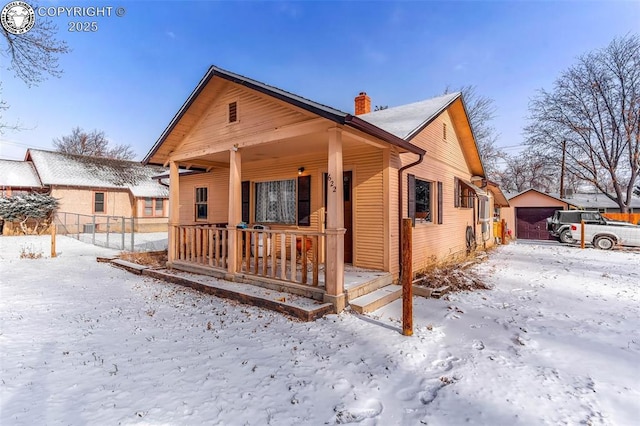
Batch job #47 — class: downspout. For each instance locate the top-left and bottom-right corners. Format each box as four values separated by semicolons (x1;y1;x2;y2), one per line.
397;153;425;277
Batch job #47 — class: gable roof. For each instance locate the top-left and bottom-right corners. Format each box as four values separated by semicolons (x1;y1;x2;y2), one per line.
357;93;461;140
0;159;43;188
144;65;430;165
25;149;169;198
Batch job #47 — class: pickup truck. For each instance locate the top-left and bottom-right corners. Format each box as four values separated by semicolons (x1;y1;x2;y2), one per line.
568;222;640;249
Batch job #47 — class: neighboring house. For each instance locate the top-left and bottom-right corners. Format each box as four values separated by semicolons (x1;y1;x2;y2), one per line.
1;149;169;234
500;188;640;240
0;159;46;196
143;65;506;312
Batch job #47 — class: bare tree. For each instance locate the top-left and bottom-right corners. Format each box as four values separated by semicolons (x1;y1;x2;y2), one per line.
1;2;69;132
53;127;135;160
445;85;501;179
526;34;640;212
494;147;559;193
1;1;70;87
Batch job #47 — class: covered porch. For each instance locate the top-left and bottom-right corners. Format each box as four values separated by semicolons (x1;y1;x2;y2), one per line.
167;224;393;306
166;123;364;312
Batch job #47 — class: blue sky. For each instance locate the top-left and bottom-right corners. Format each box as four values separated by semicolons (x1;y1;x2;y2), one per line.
1;0;639;161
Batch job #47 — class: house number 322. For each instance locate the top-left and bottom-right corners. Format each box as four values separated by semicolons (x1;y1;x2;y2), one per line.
326;174;337;193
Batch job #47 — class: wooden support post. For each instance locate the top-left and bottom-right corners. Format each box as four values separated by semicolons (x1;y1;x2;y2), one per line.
402;218;413;336
501;219;507;245
50;224;57;258
580;220;585;249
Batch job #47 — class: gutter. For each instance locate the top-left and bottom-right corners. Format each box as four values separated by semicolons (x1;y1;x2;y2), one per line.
397;152;425;278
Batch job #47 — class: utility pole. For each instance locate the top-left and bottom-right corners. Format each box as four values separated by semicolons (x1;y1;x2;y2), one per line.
560;140;566;198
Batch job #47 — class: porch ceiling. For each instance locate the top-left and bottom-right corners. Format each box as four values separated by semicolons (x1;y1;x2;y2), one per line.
176;131;369;169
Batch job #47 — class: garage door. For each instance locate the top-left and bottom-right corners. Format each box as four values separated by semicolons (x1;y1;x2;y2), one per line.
516;207;559;240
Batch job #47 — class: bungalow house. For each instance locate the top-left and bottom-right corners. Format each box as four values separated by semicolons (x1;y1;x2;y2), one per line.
0;149;169;234
500;188;640;240
143;65;504;312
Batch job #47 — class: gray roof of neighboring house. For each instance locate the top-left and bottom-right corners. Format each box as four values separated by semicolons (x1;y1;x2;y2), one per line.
505;188;640;209
26;149;169;198
563;192;640;209
357;93;461;140
0;159;43;188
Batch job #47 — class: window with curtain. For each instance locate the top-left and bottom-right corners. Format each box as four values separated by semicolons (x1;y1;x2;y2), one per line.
255;179;296;224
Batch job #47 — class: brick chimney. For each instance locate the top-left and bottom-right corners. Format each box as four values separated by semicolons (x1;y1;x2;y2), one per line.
354;92;371;115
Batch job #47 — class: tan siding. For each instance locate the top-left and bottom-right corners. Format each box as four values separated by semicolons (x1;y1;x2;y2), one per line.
394;110;488;272
388;149;401;275
176;85;313;156
344;147;384;270
52;187;132;217
178;170;229;225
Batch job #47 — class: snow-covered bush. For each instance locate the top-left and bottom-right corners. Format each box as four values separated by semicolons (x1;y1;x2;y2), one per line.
0;193;59;235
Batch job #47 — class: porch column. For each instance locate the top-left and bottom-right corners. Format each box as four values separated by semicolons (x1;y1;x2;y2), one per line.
168;160;180;265
325;127;346;312
226;148;242;276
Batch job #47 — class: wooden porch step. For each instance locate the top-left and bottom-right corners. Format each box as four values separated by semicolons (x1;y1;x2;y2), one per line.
349;285;402;314
142;268;333;321
111;259;148;275
345;273;394;302
104;258;333;321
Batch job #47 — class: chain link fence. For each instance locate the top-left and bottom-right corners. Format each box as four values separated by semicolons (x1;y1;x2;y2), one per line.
54;212;168;252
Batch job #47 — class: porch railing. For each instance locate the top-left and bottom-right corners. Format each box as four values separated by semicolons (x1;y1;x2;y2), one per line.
237;228;324;286
173;225;229;269
171;225;325;287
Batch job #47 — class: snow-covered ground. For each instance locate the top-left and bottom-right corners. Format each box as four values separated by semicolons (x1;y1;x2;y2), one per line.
1;236;638;425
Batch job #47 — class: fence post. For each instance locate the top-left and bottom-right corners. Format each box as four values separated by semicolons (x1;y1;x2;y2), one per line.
580;220;585;249
92;215;96;245
501;219;507;245
51;222;56;258
402;218;413;337
131;217;135;251
106;216;110;248
76;214;80;240
121;216;125;250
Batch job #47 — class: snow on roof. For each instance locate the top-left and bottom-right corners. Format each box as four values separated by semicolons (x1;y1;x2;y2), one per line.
563;192;640;209
357;92;461;139
0;159;43;188
27;149;168;198
505;188;640;208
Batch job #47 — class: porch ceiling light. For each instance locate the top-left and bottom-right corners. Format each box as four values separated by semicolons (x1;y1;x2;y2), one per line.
298;167;305;175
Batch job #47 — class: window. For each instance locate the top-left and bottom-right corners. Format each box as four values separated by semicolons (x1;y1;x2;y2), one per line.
228;101;238;123
144;198;153;216
195;187;208;220
255;179;296;224
408;174;432;225
454;178;474;208
155;198;164;216
94;192;105;213
143;198;165;217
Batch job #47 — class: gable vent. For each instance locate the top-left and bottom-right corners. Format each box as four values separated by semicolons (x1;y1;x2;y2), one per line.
228;101;238;123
